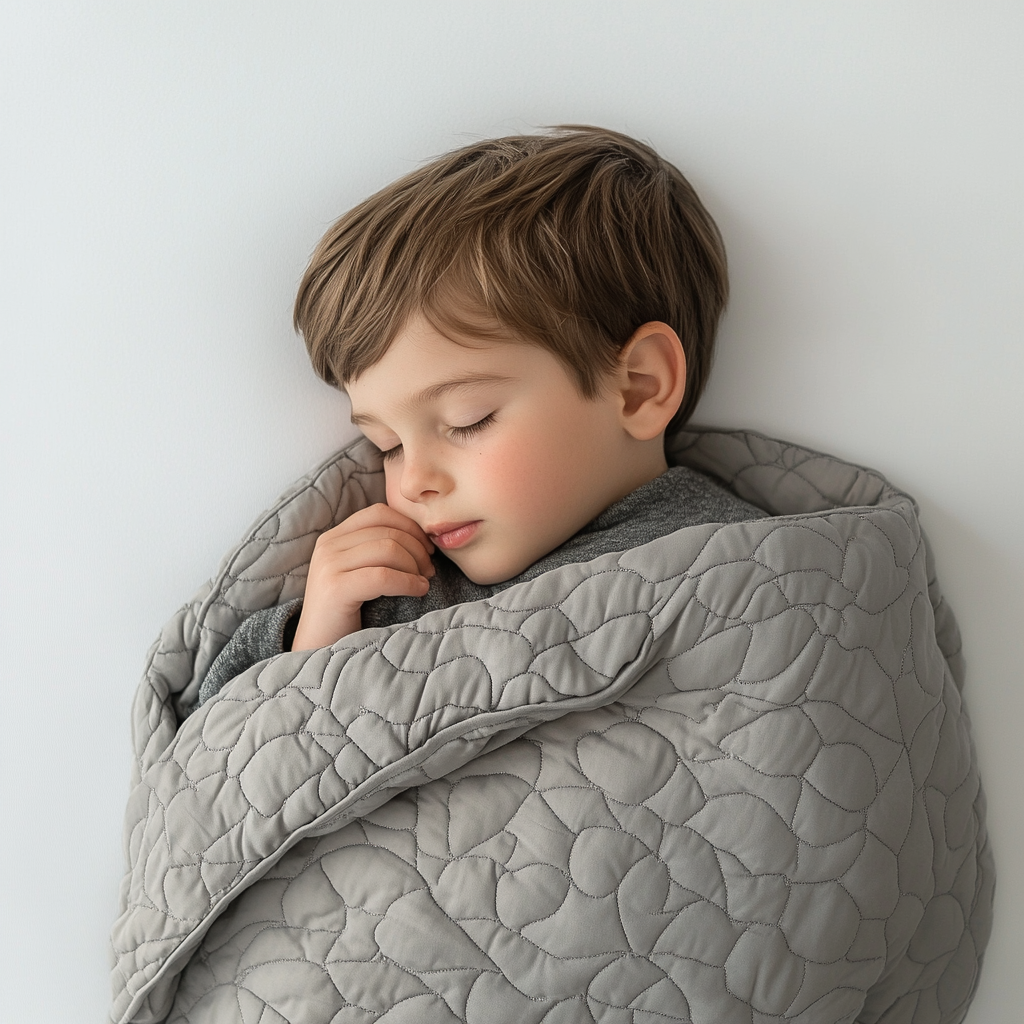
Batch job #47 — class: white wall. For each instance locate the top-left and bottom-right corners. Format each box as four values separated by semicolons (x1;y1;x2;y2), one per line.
2;3;1020;1020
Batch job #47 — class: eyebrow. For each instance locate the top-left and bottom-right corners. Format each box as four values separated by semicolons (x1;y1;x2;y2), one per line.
349;372;516;426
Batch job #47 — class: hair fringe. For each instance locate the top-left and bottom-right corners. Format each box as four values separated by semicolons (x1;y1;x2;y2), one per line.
294;125;728;429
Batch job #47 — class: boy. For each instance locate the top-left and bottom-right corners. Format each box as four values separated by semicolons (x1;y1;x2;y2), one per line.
116;127;992;1024
188;125;765;711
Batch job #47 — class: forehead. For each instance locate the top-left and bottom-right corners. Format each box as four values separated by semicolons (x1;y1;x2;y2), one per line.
346;315;562;421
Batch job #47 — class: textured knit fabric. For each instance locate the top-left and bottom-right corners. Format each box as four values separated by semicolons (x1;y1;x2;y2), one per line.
190;599;302;712
189;465;765;715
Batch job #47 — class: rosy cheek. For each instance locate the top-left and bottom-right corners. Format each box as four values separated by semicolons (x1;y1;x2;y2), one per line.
476;435;546;513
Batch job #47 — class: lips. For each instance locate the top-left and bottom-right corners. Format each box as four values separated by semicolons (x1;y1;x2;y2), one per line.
427;520;481;550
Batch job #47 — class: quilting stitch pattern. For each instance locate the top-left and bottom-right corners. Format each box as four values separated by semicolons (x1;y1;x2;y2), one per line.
110;429;993;1024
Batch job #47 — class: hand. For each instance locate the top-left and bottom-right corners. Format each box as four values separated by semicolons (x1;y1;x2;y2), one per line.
290;504;435;650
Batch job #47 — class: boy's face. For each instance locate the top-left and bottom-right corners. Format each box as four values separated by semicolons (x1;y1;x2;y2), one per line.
346;315;642;585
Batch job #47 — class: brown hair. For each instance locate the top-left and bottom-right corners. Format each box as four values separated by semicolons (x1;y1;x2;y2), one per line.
294;125;728;429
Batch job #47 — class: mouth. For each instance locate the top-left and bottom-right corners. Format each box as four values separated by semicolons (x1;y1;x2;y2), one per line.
426;520;481;550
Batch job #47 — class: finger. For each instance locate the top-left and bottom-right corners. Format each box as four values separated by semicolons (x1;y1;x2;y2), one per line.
340;565;432;604
326;537;428;579
317;525;435;578
337;503;435;554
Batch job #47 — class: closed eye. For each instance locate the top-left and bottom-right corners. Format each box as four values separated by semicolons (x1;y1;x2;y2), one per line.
450;412;495;441
369;412;494;461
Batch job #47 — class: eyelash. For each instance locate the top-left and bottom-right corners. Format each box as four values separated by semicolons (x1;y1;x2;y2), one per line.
451;411;496;441
377;412;496;463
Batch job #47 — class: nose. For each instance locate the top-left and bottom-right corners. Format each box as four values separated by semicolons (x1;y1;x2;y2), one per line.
397;445;453;503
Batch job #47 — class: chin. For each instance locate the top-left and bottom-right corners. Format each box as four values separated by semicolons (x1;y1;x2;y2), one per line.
454;554;523;587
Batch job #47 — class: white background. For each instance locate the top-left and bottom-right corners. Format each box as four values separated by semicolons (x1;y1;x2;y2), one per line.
2;3;1021;1021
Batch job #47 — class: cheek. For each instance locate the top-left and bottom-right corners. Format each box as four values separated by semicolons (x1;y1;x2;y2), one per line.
471;438;530;502
475;422;582;517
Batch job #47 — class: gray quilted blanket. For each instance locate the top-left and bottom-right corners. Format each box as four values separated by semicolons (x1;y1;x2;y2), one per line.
110;428;993;1024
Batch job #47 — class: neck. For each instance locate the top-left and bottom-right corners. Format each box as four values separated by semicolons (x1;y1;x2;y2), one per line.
608;438;669;507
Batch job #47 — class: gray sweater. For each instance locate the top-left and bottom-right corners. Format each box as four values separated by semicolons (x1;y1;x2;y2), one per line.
188;465;765;714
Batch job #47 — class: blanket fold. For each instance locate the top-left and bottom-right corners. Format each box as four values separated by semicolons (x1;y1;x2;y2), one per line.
111;428;993;1024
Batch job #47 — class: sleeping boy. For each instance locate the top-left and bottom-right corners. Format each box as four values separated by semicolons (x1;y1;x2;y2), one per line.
187;125;765;712
117;126;992;1024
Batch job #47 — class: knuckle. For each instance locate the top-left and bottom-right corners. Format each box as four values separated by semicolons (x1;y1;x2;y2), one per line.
380;537;406;558
365;565;394;587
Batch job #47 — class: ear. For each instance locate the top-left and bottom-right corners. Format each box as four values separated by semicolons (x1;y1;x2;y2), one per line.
614;322;687;441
